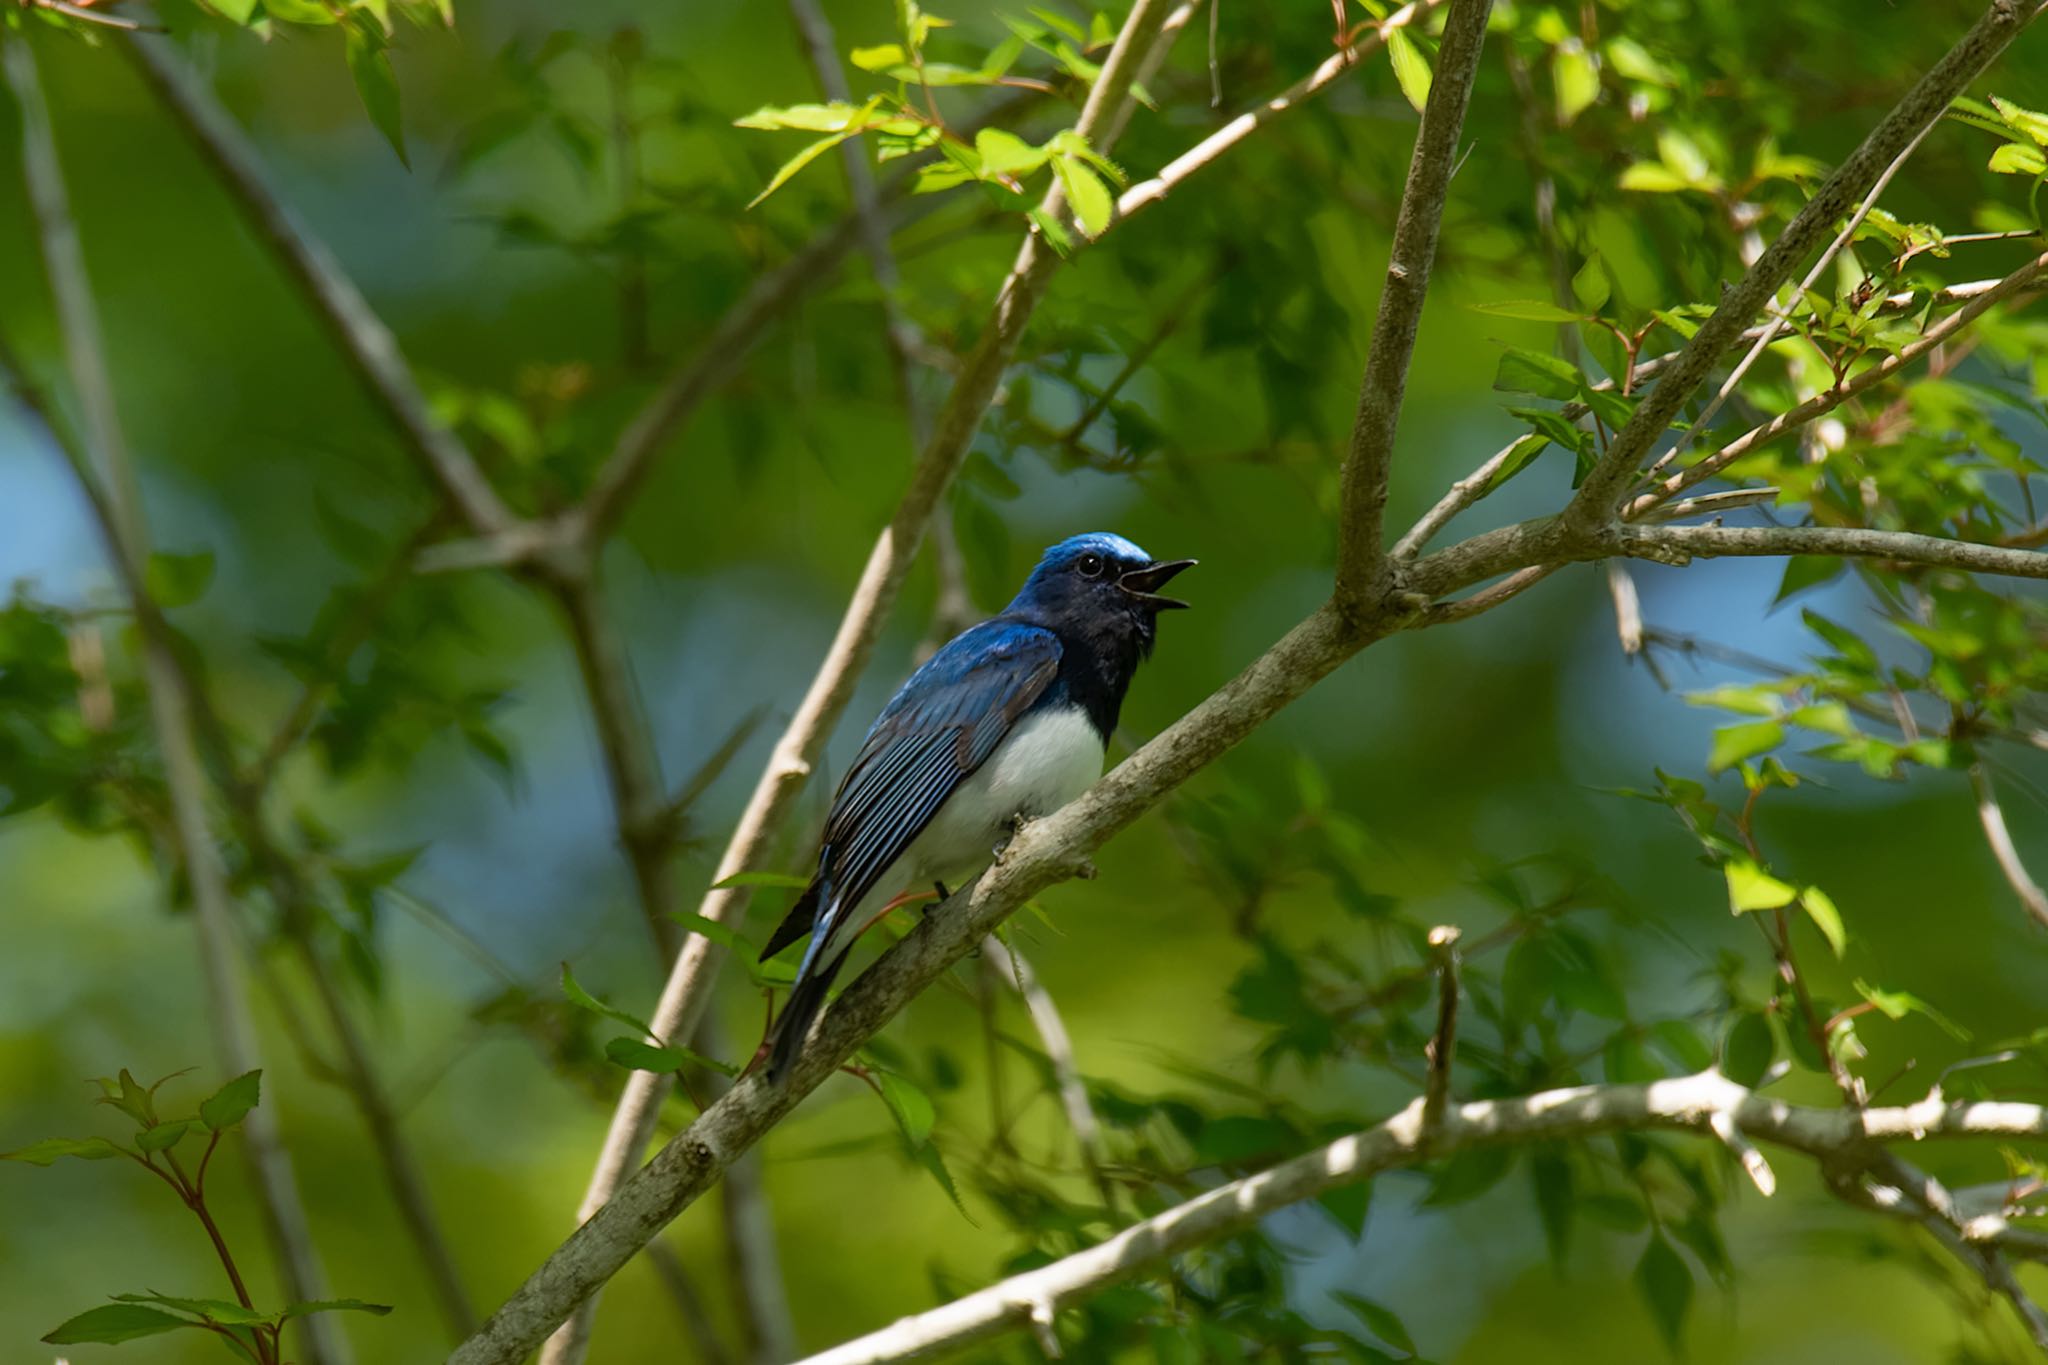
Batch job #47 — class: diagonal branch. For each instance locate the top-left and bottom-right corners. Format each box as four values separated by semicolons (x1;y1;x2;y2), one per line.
789;1074;2048;1365
1970;763;2048;930
122;35;514;537
1565;0;2044;529
980;934;1115;1208
2;36;349;1365
1334;0;1496;607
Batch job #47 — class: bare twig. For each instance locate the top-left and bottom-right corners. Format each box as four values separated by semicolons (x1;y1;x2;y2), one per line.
1567;0;2044;528
1117;0;1449;224
1970;762;2048;929
1421;925;1461;1132
789;1074;2047;1365
1335;0;1495;607
3;36;348;1365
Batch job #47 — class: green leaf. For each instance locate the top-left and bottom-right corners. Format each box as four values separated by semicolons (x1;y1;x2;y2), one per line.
1423;1146;1514;1205
1634;1234;1693;1352
874;1069;935;1149
710;871;810;890
1785;702;1857;739
849;44;908;71
1707;720;1783;772
1493;345;1582;400
913;1141;974;1221
344;24;409;168
1316;1181;1372;1241
206;0;261;22
1991;95;2048;146
1386;27;1432;112
1988;142;2046;176
670;911;754;954
145;549;215;609
43;1303;200;1346
1619;162;1691;193
602;1037;738;1077
198;1070;261;1133
1799;885;1847;958
1724;857;1798;913
1531;1149;1576;1266
1552;40;1600;125
1774;555;1843;602
1469;299;1581;322
280;1299;395;1320
974;127;1046;179
1;1136;124;1165
1722;1009;1776;1087
136;1120;195;1154
1484;433;1552;493
1852;979;1969;1040
1052;153;1114;237
733;101;876;132
561;964;654;1037
111;1293;269;1326
1335;1291;1416;1354
749;129;860;208
1571;254;1610;312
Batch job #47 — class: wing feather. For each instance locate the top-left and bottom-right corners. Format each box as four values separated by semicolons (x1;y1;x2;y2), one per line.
805;621;1061;949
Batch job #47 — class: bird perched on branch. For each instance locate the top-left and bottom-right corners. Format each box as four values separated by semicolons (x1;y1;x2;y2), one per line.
758;532;1195;1081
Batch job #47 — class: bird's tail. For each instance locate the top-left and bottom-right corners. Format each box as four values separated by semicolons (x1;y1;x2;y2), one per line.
764;940;849;1084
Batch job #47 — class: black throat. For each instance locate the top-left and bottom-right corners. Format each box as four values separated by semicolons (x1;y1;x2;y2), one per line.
1004;608;1152;743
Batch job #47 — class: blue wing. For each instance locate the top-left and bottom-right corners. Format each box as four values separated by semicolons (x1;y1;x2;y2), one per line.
767;620;1062;963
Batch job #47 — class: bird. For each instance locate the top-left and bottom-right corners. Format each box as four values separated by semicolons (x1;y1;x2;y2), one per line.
756;532;1195;1082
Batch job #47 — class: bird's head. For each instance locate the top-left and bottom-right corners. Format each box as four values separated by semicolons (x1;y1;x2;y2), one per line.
1007;532;1196;653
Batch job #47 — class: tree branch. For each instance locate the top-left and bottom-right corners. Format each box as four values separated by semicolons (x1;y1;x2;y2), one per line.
1613;523;2048;581
3;35;349;1365
1970;762;2048;930
791;1073;2048;1365
1421;925;1460;1132
1564;0;2044;529
1335;0;1495;607
122;35;514;537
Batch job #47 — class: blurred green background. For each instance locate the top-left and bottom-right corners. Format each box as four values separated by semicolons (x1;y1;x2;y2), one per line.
2;0;2046;1361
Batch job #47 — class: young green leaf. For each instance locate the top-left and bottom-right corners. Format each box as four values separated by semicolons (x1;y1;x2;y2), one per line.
1386;27;1432;112
603;1036;739;1078
280;1299;396;1320
43;1303;201;1346
974;127;1047;180
1052;154;1114;237
1493;346;1582;400
136;1120;195;1154
1724;857;1799;913
1552;40;1600;125
1469;299;1581;323
199;1070;262;1133
1707;719;1783;772
344;23;409;168
670;911;754;954
1799;885;1847;958
1;1136;125;1165
873;1069;935;1149
111;1293;270;1326
561;965;654;1037
1721;1009;1776;1087
144;550;216;609
1634;1234;1693;1352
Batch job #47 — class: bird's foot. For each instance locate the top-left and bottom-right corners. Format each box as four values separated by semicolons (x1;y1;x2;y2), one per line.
922;881;952;917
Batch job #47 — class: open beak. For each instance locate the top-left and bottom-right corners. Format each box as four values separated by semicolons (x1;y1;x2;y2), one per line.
1118;558;1197;610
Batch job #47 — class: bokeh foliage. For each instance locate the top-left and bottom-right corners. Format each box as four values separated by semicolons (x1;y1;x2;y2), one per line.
2;0;2048;1361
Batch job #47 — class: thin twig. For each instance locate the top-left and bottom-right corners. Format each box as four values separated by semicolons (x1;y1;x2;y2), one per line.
1567;0;2043;528
1421;925;1461;1132
1971;762;2048;930
1335;0;1496;606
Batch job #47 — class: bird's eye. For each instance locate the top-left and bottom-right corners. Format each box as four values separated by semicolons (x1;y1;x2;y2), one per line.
1076;553;1105;578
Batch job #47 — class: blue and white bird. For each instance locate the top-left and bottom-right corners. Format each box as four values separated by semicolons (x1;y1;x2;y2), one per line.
758;532;1195;1081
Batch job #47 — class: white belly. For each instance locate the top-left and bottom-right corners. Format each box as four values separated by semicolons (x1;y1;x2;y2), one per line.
911;705;1106;876
821;706;1105;961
